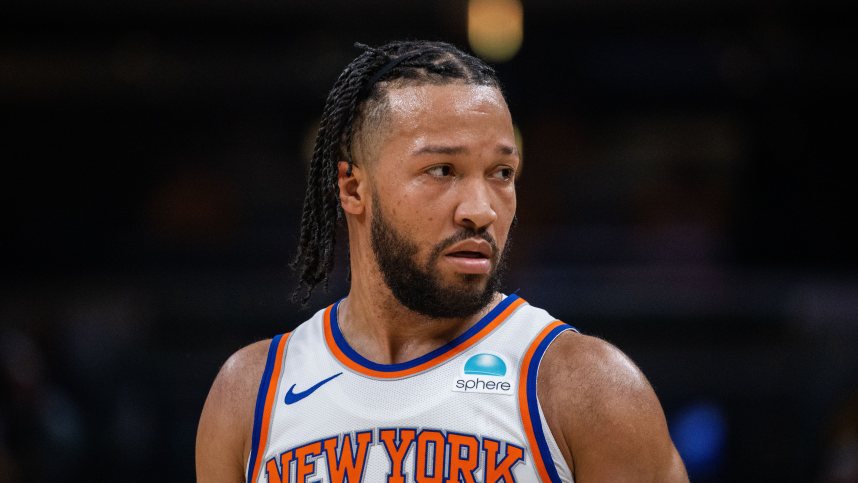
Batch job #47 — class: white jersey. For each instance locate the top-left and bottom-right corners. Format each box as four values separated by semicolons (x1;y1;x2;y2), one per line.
246;294;576;482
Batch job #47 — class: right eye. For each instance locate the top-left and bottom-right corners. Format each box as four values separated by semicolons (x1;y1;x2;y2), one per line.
427;165;453;177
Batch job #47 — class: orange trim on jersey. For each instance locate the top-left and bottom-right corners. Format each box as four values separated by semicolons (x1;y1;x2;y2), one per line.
324;297;526;379
518;320;567;482
248;332;290;483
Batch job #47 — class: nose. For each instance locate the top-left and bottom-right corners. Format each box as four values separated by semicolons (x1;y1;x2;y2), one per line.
454;179;497;231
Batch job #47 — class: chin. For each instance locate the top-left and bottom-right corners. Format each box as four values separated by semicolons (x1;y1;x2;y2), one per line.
450;273;491;292
457;272;487;282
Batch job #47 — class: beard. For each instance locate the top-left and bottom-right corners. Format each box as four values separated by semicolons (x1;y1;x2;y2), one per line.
369;200;511;319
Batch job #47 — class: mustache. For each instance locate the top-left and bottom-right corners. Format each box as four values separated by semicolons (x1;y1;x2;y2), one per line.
429;228;499;261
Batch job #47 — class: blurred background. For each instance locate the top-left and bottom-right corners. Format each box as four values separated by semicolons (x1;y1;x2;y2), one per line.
2;0;856;481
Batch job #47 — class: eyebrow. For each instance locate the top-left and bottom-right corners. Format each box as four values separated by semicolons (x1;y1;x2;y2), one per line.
412;145;466;156
412;144;518;156
496;144;517;156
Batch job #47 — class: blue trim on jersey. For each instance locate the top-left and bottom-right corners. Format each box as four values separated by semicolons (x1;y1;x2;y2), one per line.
526;324;573;483
246;333;283;483
329;294;520;373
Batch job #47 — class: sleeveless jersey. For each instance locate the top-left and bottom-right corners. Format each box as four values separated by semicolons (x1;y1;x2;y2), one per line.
246;294;576;483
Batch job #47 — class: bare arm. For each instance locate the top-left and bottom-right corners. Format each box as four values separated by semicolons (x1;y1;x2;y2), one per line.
196;340;271;483
538;332;688;482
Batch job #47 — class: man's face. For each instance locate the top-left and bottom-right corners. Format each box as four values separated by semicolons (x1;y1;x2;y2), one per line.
365;83;519;318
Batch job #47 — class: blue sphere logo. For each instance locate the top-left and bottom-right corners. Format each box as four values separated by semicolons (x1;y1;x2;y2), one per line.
464;353;507;376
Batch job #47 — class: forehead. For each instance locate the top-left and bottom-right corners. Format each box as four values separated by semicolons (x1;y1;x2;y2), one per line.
384;83;509;120
376;83;515;155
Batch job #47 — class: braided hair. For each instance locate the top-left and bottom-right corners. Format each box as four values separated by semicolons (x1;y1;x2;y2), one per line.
291;40;503;305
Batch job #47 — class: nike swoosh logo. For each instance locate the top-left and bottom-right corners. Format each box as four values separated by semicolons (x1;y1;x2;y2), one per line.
284;372;343;405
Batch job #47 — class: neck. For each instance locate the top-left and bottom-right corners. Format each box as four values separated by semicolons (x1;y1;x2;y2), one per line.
338;274;503;365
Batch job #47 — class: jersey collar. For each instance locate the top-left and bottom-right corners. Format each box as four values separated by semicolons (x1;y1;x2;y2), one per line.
323;294;525;379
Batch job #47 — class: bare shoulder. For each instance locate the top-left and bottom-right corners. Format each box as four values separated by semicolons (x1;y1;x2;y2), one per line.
537;331;688;482
539;332;653;410
196;339;272;483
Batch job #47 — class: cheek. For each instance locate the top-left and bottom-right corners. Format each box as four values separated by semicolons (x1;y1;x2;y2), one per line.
506;188;517;212
497;186;517;219
496;188;517;245
383;185;443;243
399;181;445;220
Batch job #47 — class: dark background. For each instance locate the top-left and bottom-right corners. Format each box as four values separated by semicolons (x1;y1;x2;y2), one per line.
2;1;856;481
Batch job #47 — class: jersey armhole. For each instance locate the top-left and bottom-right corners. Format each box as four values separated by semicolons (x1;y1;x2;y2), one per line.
245;332;291;483
518;321;577;482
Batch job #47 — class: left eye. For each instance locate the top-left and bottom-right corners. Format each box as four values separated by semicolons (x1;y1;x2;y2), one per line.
427;165;452;177
492;167;514;180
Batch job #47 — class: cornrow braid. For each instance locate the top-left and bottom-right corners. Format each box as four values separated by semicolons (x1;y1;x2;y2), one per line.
291;40;503;305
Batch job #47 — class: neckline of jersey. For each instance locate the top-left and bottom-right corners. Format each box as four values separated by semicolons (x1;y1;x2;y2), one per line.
325;293;524;378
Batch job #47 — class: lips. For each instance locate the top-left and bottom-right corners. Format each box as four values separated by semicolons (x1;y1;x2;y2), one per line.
442;239;494;275
444;239;493;259
448;251;487;258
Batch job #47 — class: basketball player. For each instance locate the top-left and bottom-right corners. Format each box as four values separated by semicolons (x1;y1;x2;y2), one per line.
197;40;688;482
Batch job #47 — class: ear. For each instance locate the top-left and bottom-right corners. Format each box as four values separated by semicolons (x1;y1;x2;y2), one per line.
338;161;366;215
